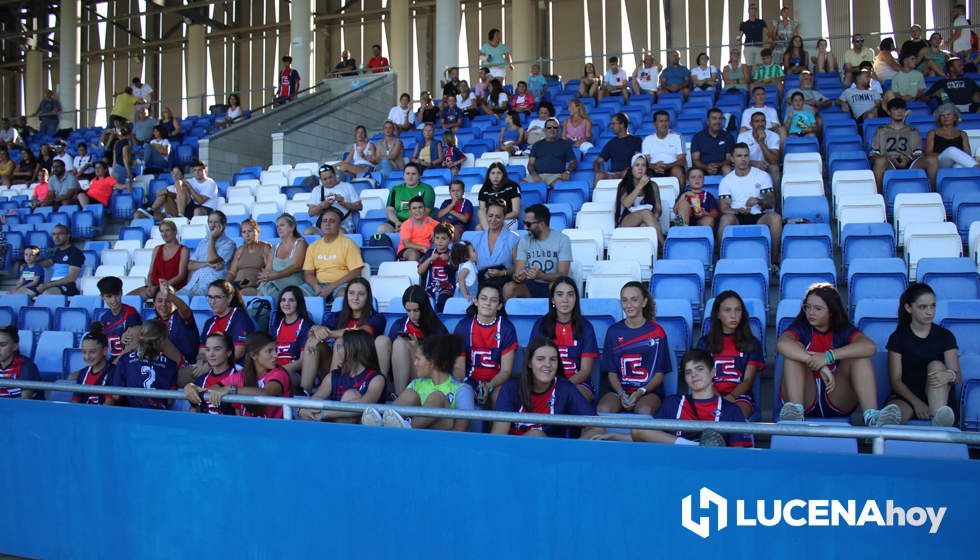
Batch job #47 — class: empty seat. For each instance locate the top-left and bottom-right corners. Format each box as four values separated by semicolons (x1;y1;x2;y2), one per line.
712;258;769;308
368;276;411;311
937;299;980;355
847;258;908;313
607;228;659;279
853;298;899;349
781;223;833;260
836;194;886;237
840;222;895;273
893;193;946;244
881;426;969;460
34;331;74;380
54;307;90;341
782;195;830;224
651;259;704;316
18;307;52;334
720;225;771;262
504;298;549;345
917;257;980;299
770;432;858;454
779;258;837;300
585;261;642;299
937;167;980;213
377;261;421;286
574;203;615;244
831;170;878;209
664;226;714;273
776;298;801;337
882;169;930;217
904;222;962;279
656;298;693;370
952;192;980;244
31;294;66;314
563;228;605;276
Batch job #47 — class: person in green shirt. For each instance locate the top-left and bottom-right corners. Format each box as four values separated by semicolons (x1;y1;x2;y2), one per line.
884;54;926;106
751;48;784;98
375;162;436;235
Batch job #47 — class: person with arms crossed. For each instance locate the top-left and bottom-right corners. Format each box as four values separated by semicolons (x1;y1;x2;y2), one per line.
593;112;643;181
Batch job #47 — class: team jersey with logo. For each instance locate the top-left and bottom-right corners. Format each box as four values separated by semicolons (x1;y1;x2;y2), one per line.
695;333;765;394
108;351;178;409
327;368;384;402
785;321;861;377
494;377;595;437
72;364;112;404
99;305;143;357
201;308;255;349
0;355;40;398
655;394;754;447
601;320;671;396
420;248;457;301
193;365;243;415
223;367;292;419
273;317;311;366
454;316;518;384
530;317;599;378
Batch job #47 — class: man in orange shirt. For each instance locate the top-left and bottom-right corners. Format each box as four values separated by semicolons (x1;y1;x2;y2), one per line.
398;196;439;262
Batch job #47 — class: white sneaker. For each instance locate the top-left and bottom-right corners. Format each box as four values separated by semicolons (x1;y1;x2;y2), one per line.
779;402;805;421
868;404;902;428
360;407;383;426
382;408;410;428
932;405;955;427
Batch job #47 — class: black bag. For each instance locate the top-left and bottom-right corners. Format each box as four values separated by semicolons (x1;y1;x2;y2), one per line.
245;298;272;332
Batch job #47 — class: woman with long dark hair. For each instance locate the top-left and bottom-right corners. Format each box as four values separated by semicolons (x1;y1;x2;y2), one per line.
299;277;386;393
377;285;448;395
361;334;475;430
777;283;901;426
0;326;39;399
198;279;254;363
597;281;669;416
257;213;312;299
300;329;386;423
694;290;764;419
614;154;664;243
272;285;313;387
105;320;180;409
182;332;240;415
452;282;517;408
477;161;521;231
492;337;599;438
530;277;599;400
883;283;960;425
68;323;112;405
207;331;292;418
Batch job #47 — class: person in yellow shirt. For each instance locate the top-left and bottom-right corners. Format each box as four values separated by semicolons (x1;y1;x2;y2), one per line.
303;207;365;302
110;87;138;124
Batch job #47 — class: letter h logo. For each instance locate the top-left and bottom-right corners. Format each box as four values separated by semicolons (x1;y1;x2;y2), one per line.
681;487;728;539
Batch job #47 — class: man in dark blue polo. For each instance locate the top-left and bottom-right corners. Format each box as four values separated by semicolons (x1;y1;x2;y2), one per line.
593;112;642;181
525;117;577;187
690;108;734;176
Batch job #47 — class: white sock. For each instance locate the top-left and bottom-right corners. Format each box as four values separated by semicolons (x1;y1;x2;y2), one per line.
675;437;698;446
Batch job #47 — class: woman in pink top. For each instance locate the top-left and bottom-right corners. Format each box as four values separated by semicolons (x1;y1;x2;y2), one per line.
208;331;292;419
78;161;119;209
563;99;594;154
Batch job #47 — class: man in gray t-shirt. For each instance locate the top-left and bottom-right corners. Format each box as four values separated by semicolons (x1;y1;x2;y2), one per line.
838;69;882;121
507;203;572;299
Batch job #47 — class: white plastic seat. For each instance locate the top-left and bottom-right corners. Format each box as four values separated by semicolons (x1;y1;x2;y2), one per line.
293;162;320;174
781;174;825;201
251;201;282;220
80;277;101;295
255;185;284;201
112;239;143;257
905;222;963;278
95;264;128;278
563;228;605;277
595;178;620;192
832;169;878;208
894;193;946;245
143;238;164;251
575;204;616;245
234;178;260;188
284;200;310;218
783;151;824;170
219;203;248;217
592;189;617;204
267;164;293;174
179;224;208;240
226;190;255;206
287;169;313;184
368;276;412;311
835;194;886;237
121;276;145;295
189;214;210;225
377;261;421;285
290;191;311;202
99;249;132;272
132;249;155;268
585;260;642;299
259;171;287;186
129;265;150;280
477;151;509;165
608;227;659;280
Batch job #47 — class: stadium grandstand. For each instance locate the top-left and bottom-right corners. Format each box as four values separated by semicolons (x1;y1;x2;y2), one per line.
1;0;980;557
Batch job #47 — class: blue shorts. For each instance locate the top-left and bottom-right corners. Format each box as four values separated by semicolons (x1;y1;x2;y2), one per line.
525;280;550;298
113;163;131;184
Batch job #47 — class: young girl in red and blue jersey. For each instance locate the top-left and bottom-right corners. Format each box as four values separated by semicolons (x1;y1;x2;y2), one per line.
68;323;112;405
493;337;601;438
300;329;386;423
453;282;518;407
105;320;180;409
0;326;39;399
530;277;599;401
198;279;255;364
777;283;901;427
376;285;448;395
628;349;753;447
441;133;467;176
695;290;764;419
418;224;457;311
182;332;241;415
300;277;386;394
597;281;670;416
208;331;292;419
97;275;142;358
272;285;313;389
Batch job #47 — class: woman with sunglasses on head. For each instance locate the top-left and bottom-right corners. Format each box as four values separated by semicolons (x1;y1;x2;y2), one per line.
530;277;599;401
300;329;386;423
299;277;386;394
376;285;448;395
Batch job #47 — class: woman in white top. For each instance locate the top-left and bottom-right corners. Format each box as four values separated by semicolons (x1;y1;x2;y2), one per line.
335;124;376;178
691;53;718;90
874;37;901;82
769;7;799;63
219;93;244;129
144;125;172;174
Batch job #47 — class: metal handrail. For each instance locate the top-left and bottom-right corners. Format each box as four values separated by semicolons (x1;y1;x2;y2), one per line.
3;379;978;450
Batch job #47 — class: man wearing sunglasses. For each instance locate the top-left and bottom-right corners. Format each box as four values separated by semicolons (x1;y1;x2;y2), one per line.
525;117;576;187
307;163;362;234
506;204;571;299
843;34;875;86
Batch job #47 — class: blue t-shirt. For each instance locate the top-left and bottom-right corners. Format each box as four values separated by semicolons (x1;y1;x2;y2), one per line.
655;394;753;447
529;138;576;174
19;263;44;288
598;135;644;173
440;105;463;125
495;377;596;437
601;320;671;396
527;74;547;98
661;65;691;86
691;129;736;165
438;197;474;228
109;351;178;409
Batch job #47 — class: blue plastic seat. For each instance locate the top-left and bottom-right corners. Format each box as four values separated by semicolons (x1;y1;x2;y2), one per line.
357;209;389;237
304;297;325;324
782;136;820;155
654;299;690;394
650;259;704;317
4;231;23;261
847;258;907;314
882;169;930;217
0;306;15;326
937;168;980;213
882;426;969;459
34;331;74;380
782;195;830;224
54;307;91;342
917;257;980;299
108;192;136;219
664;226;714;273
547;188;586;209
520;182;547;207
952;192;980;244
32;294;66;314
779;258;837;300
26;231;52;259
840;223;895;274
960;379;980;431
503;298;549;346
580;298;622;346
828;150;871;177
68;295;102;310
440;297;471;333
937;299;980;355
712;258;769;308
776;298;800;337
544;203;573;229
854;299;899;349
18;307;52;334
63;347;86;375
70;210;97;238
770;433;858;454
361;246;397;275
781;223;833;260
720;225;771;262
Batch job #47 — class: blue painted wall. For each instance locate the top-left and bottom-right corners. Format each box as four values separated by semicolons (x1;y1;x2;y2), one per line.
0;399;978;559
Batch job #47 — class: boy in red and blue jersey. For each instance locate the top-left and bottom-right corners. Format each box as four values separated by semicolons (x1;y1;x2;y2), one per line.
97;276;142;358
